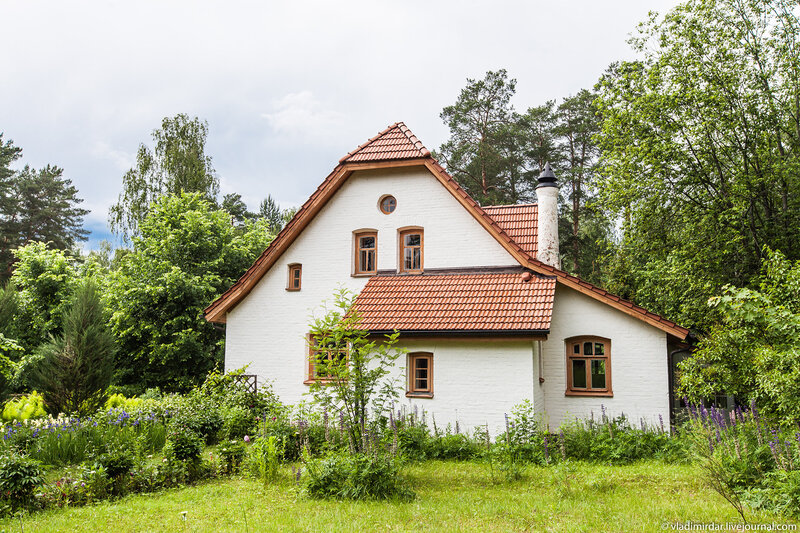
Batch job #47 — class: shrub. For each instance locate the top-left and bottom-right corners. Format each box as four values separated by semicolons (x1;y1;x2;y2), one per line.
104;393;142;412
43;465;111;507
0;453;44;511
302;450;414;501
218;439;246;474
164;426;203;464
95;447;135;479
221;405;254;440
427;433;482;461
2;392;46;423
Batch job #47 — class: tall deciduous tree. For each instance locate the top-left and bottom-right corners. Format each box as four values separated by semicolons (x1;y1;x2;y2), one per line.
109;114;220;240
595;0;800;329
107;193;273;391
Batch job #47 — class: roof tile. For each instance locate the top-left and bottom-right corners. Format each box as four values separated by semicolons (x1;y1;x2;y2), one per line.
353;271;555;332
339;122;430;163
482;204;537;257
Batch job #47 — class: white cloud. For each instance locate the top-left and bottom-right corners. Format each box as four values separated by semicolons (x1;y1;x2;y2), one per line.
261;91;347;143
90;141;135;172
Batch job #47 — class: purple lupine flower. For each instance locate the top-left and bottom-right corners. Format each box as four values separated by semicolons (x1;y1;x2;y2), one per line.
543;433;550;463
243;435;250;443
659;414;665;433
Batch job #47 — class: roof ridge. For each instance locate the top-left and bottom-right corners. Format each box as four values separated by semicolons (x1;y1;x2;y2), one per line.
338;122;430;163
483;203;538;209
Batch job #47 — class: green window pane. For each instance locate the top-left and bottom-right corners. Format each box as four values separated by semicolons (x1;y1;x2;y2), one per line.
572;360;586;388
591;360;606;389
595;343;604;356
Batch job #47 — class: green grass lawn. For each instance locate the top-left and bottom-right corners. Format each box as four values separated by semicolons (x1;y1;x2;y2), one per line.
1;460;795;532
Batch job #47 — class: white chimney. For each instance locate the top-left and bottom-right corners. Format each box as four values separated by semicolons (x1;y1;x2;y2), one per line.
535;162;560;269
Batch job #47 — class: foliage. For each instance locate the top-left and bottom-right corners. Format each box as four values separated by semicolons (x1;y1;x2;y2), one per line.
679;249;800;424
0;453;43;511
2;392;46;423
104;393;142;412
683;401;800;519
164;426;203;464
217;439;246;474
436;71;612;282
109;114;220;240
305;288;404;453
26;280;116;416
302;450;414;501
107;193;273;391
595;0;800;329
247;435;284;484
94;447;135;479
0;133;88;279
8;243;79;352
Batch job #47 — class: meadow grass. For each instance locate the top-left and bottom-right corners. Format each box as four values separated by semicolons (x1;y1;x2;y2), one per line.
1;460;796;532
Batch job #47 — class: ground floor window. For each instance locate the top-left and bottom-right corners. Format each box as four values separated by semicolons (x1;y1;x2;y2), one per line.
407;352;433;398
565;337;612;396
305;334;348;384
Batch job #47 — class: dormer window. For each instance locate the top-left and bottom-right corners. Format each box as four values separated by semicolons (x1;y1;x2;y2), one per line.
354;230;377;276
287;264;302;291
399;228;423;273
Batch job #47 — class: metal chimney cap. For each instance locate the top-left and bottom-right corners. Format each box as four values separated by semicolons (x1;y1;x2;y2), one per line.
536;162;558;188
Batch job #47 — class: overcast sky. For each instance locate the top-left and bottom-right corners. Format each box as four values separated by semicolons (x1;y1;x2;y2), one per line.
1;0;680;250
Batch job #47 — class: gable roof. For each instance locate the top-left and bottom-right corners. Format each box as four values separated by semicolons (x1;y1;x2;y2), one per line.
339;122;430;163
204;123;688;340
353;269;555;333
483;204;538;257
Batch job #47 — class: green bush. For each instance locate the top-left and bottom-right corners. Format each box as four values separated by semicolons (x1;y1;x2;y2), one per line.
426;433;482;461
95;447;135;479
303;450;414;501
218;439;246;474
104;393;142;412
221;405;254;440
2;392;46;423
164;426;203;464
0;453;44;511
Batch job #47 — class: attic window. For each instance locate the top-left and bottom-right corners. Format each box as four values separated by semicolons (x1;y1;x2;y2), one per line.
354;230;377;276
379;195;396;214
399;228;423;273
287;264;301;291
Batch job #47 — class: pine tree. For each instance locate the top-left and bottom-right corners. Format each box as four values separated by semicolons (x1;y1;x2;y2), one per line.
27;280;115;415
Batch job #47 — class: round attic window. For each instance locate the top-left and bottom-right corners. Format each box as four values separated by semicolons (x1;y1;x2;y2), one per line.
379;195;396;214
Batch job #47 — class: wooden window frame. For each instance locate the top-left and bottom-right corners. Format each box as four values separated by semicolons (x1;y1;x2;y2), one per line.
398;227;424;274
286;263;302;291
379;194;397;214
304;334;348;385
565;336;612;397
406;352;433;398
353;230;377;276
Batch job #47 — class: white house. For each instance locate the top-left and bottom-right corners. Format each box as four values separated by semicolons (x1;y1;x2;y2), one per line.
205;123;689;433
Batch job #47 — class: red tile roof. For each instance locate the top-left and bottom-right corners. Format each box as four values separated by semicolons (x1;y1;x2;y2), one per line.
352;271;556;332
339;122;430;163
205;122;688;340
483;204;538;257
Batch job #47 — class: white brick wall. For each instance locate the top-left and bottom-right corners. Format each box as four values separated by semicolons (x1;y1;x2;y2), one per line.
390;338;535;436
225;166;518;407
224;164;672;433
540;285;670;429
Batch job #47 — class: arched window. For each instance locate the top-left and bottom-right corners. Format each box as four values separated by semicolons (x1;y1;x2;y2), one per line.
565;337;612;396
